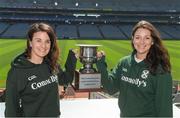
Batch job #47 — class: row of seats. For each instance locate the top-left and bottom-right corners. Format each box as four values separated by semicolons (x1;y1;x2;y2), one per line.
0;23;180;39
1;0;180;12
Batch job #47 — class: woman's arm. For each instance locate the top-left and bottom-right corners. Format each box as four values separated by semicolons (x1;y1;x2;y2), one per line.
96;56;121;95
5;68;22;117
58;49;77;86
154;72;172;117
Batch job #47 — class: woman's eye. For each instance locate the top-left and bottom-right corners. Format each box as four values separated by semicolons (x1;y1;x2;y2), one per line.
146;37;151;40
36;39;41;42
135;37;139;40
46;40;51;44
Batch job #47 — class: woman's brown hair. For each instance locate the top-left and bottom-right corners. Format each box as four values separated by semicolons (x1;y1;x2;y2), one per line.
131;20;171;74
25;22;60;72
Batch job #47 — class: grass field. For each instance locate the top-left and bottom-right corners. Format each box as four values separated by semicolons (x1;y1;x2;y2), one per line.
0;39;180;88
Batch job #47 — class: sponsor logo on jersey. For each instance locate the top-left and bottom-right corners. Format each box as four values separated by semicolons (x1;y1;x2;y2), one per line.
28;75;37;81
122;67;127;72
29;75;58;90
120;68;150;87
121;75;147;87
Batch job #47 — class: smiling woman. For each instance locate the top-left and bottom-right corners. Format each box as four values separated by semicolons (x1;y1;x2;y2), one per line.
28;31;51;64
96;20;172;117
4;23;77;117
132;27;153;60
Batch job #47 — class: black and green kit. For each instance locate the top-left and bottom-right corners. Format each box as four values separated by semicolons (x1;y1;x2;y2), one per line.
5;50;77;117
96;52;172;117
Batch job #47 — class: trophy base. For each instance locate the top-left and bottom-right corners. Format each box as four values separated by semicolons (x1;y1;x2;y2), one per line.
72;70;102;92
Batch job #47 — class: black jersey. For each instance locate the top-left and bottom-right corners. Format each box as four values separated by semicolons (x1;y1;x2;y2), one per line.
5;50;77;117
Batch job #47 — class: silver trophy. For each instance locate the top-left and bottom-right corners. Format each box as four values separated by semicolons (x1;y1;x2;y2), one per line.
74;44;101;91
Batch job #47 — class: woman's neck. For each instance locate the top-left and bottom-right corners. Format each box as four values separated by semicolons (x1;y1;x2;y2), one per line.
29;57;43;64
135;53;146;61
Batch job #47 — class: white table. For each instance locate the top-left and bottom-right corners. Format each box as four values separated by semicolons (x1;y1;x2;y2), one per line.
0;99;119;118
1;99;180;118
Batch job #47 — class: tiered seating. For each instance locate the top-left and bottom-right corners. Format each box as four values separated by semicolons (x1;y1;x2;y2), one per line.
0;23;9;34
78;24;102;39
99;25;127;39
1;23;29;38
1;0;180;12
1;0;180;39
118;24;134;39
56;25;78;39
161;25;180;39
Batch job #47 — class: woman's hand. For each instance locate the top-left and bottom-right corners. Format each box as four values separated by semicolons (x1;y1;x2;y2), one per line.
97;50;105;60
72;49;79;59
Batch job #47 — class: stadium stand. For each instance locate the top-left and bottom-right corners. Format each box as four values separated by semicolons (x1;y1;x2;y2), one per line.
56;24;78;39
0;23;9;35
1;0;180;11
1;0;180;39
117;24;133;39
78;24;102;39
1;23;29;38
157;25;180;39
99;24;127;39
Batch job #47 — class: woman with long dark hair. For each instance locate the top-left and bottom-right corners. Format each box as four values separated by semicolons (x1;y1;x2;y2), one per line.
5;23;77;117
96;20;172;117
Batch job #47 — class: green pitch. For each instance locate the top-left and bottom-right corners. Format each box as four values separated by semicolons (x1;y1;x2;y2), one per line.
0;39;180;88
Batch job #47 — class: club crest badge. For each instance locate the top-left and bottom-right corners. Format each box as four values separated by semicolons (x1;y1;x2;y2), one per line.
141;70;149;79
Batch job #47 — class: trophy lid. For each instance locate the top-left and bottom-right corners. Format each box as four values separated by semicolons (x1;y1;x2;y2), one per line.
76;44;101;47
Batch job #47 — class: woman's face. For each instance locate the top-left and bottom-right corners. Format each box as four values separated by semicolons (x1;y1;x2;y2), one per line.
30;31;51;61
133;27;153;59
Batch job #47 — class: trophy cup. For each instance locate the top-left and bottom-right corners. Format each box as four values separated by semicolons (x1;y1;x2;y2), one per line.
73;44;101;91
